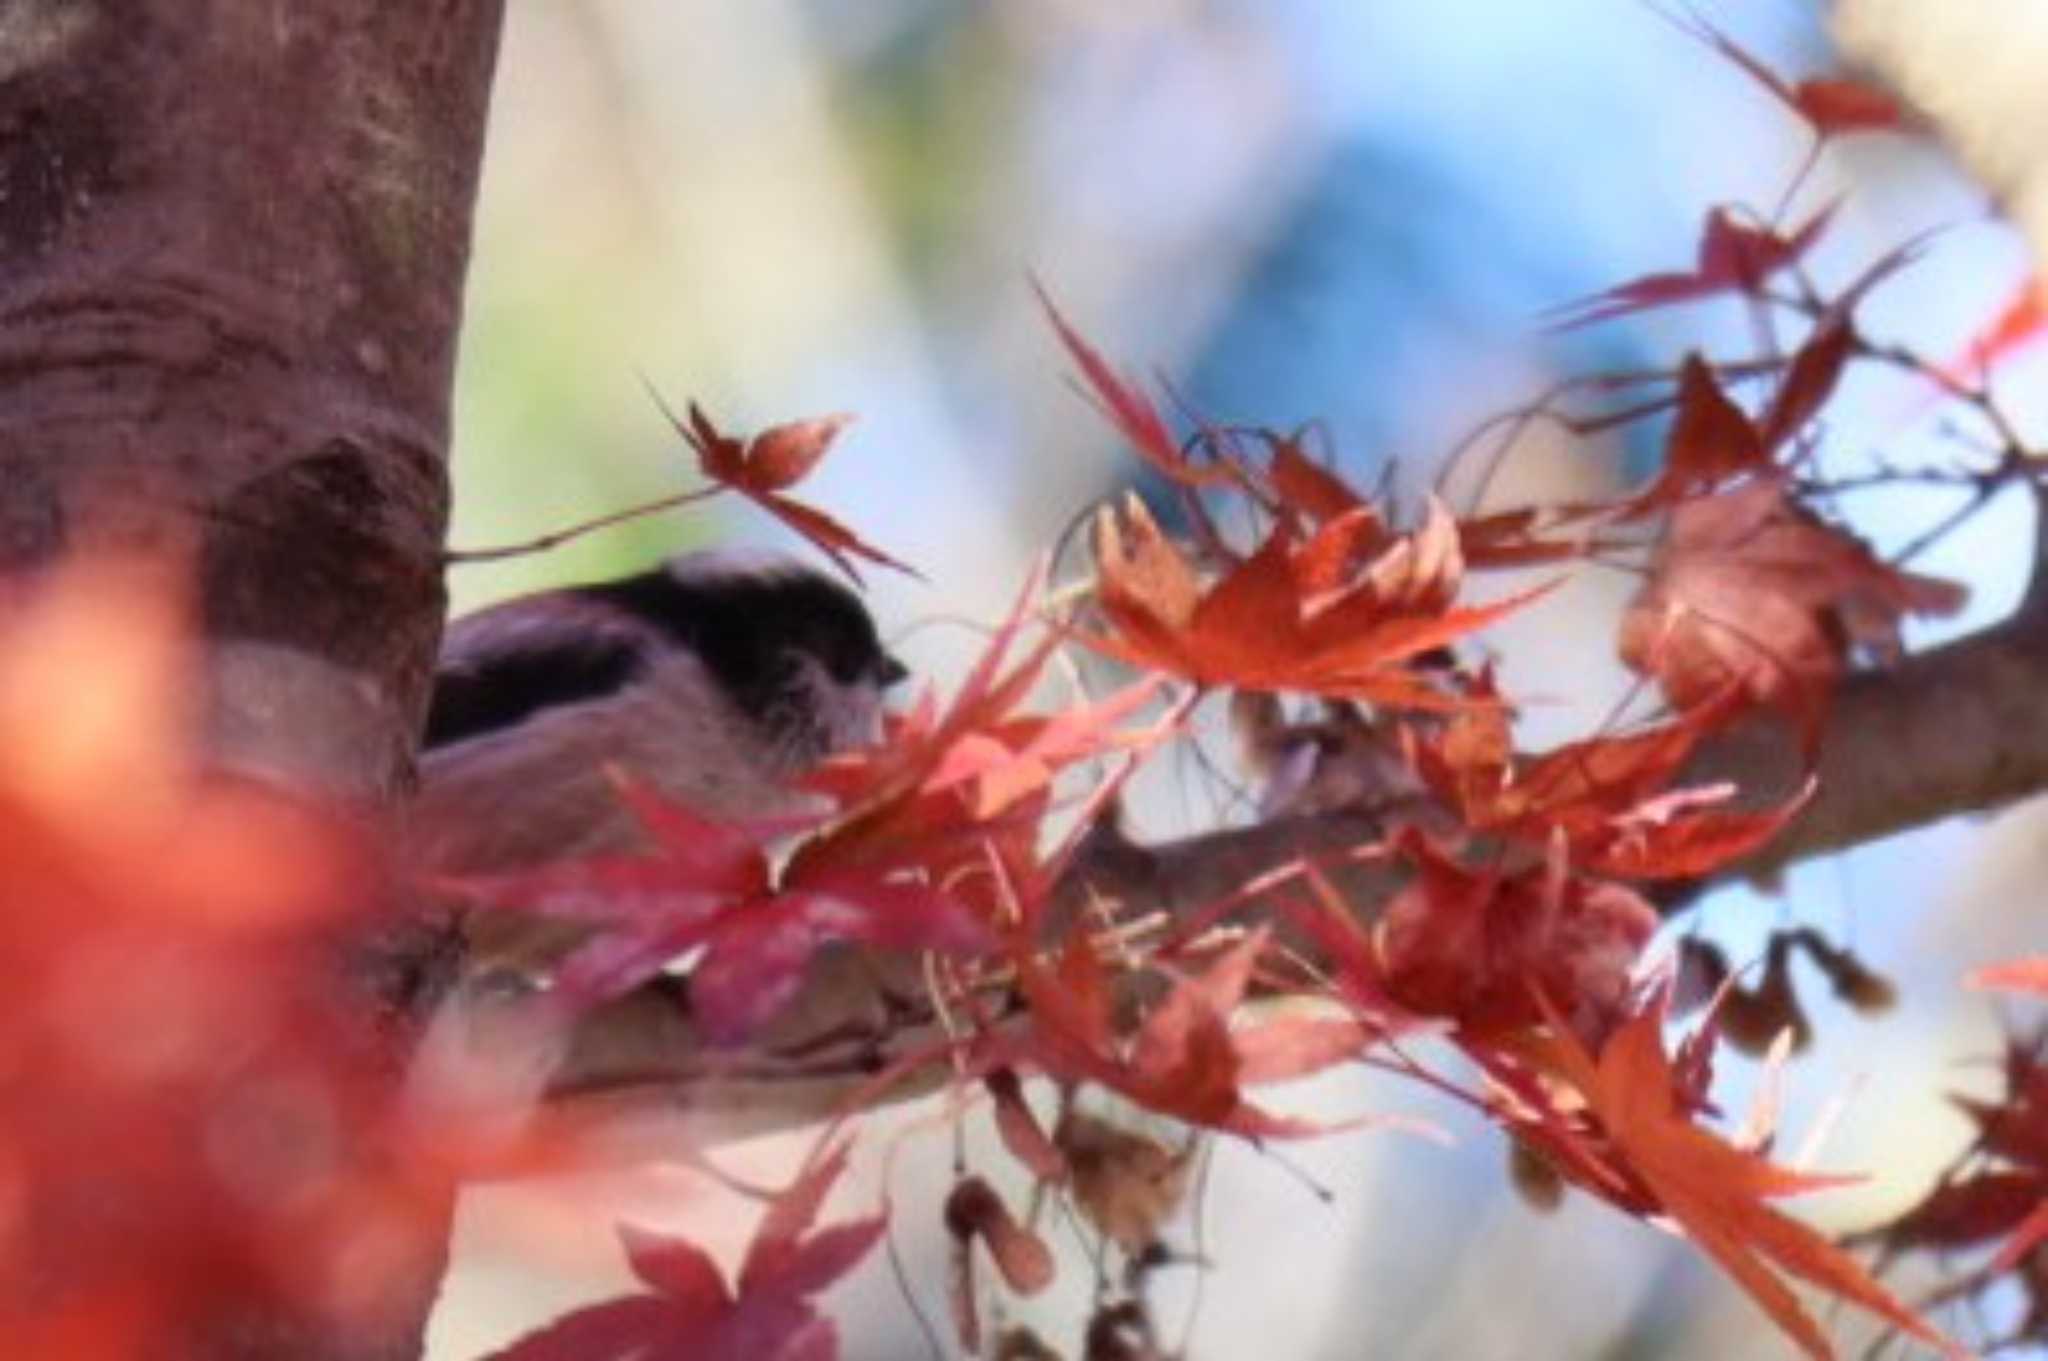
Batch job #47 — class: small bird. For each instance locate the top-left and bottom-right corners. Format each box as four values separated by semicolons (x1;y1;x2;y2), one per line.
410;547;907;877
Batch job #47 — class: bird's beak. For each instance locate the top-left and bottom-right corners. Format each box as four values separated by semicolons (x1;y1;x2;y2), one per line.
877;653;910;687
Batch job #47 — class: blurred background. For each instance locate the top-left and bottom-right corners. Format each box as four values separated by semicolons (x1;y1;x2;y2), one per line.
429;2;2048;1357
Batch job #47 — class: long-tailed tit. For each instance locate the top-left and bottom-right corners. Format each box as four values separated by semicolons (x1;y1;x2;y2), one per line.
411;548;906;877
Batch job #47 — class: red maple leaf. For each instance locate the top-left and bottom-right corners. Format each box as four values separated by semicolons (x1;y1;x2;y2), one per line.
486;1142;885;1361
1499;994;1959;1360
1664;5;1907;141
1005;928;1344;1138
793;564;1173;930
1618;478;1966;722
449;775;993;1043
655;395;917;585
1083;494;1549;707
1632;354;1770;509
1414;672;1807;880
1262;429;1371;524
1038;286;1241;490
1546;202;1838;329
1369;831;1660;1044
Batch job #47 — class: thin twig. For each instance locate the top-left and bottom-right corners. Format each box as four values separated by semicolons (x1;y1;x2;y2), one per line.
443;487;723;564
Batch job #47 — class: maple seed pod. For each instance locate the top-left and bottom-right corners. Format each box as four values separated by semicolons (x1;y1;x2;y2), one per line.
1508;1137;1565;1212
1721;944;1812;1058
1831;959;1898;1014
1673;937;1731;1017
1059;1113;1193;1255
1805;940;1899;1015
994;1327;1065;1361
1084;1299;1160;1361
987;1067;1066;1180
945;1175;1056;1295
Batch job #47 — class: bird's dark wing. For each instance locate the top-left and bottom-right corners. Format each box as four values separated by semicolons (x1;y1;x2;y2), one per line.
423;638;643;749
423;590;658;750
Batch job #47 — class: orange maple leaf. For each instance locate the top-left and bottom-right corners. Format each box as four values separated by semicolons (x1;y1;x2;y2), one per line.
1415;673;1807;880
1945;275;2048;383
1083;494;1548;707
1514;996;1959;1360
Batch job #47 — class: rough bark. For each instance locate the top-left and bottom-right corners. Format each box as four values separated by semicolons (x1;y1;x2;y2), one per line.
0;3;503;1359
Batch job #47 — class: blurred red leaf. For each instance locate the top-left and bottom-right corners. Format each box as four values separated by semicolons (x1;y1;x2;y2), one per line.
1971;959;2048;995
1758;317;1854;452
1947;275;2048;383
488;1144;883;1361
1547;202;1838;329
1952;1037;2048;1171
1619;479;1966;720
1870;1171;2048;1253
1667;7;1905;139
1634;354;1768;508
1266;431;1369;523
0;566;440;1358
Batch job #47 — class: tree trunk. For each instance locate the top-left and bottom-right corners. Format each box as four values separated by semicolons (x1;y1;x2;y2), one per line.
0;3;503;1358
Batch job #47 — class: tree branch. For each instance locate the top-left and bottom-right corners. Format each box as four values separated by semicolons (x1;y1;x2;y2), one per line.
1693;565;2048;881
545;571;2048;1142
